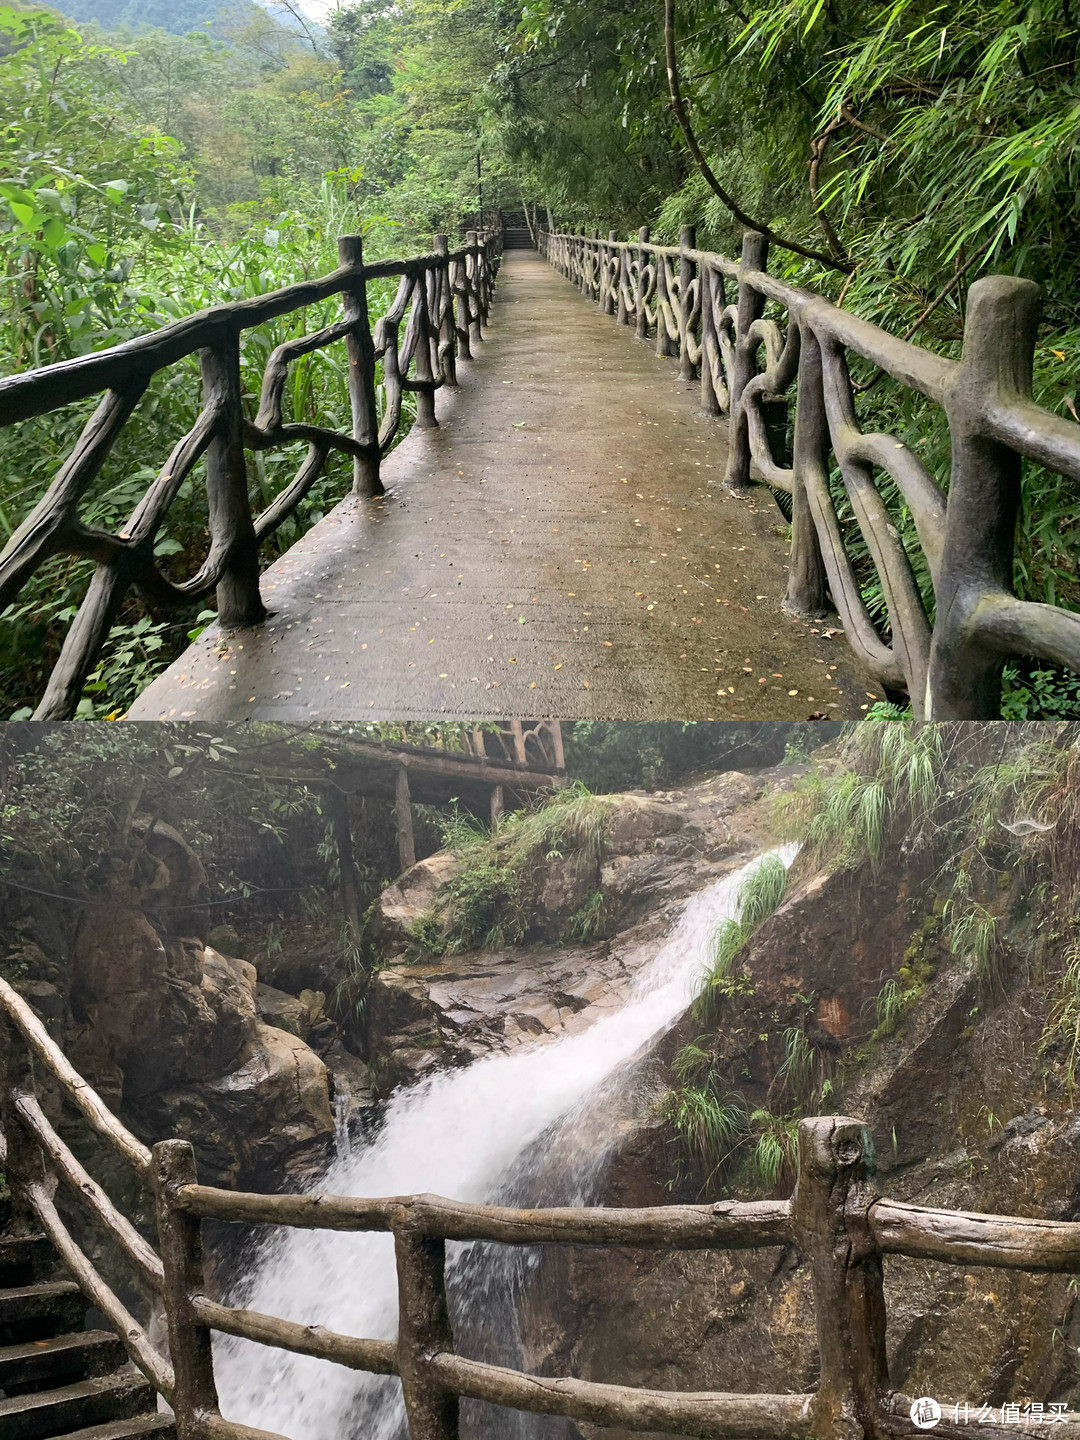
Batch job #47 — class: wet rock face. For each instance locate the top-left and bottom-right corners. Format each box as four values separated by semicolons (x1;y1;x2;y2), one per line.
46;820;335;1191
528;848;1078;1434
364;770;782;1087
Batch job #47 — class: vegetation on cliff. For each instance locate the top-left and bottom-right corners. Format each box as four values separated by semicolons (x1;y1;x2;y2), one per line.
665;720;1079;1190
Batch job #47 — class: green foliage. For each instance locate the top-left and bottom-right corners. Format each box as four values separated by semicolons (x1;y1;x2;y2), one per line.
746;1109;798;1189
773;720;945;869
693;853;787;1025
402;782;612;959
664;1084;748;1174
562;888;610;943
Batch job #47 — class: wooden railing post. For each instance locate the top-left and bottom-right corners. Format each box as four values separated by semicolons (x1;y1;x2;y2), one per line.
152;1139;222;1440
465;231;483;348
412;276;439;430
202;333;266;629
601;231;617;314
926;276;1042;720
792;1117;888;1440
433;234;458;387
636;226;651;340
395;765;416;872
785;326;828;617
655;246;674;359
338;234;382;496
724;230;769;491
678;224;697;381
616;236;630;326
394;1220;459;1440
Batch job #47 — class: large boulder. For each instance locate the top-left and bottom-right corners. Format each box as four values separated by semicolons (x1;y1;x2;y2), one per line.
144;1022;334;1188
368;852;463;950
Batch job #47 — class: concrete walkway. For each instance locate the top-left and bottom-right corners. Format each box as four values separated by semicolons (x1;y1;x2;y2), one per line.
129;252;879;721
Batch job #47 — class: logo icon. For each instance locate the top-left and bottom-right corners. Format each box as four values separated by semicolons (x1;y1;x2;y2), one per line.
911;1398;942;1429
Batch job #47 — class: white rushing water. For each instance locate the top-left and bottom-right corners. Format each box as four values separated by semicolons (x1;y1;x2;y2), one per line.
216;845;797;1439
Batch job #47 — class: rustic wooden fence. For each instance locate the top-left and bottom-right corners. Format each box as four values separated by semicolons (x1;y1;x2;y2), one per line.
0;229;500;720
2;974;1077;1440
538;226;1080;721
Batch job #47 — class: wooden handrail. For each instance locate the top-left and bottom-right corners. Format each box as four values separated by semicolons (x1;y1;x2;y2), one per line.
429;1354;815;1438
172;1184;791;1248
192;1295;399;1376
0;228;503;719
3;997;1077;1440
20;1175;174;1397
0;975;152;1173
868;1196;1078;1273
13;1089;164;1288
538;225;1080;719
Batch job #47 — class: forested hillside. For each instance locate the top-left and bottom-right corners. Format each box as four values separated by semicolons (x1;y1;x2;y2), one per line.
0;0;1076;718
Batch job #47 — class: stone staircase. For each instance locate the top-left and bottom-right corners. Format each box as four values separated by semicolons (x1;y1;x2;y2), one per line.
0;1234;173;1440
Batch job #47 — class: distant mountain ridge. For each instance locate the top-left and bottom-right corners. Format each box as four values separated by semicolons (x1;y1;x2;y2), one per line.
50;0;320;39
52;0;255;35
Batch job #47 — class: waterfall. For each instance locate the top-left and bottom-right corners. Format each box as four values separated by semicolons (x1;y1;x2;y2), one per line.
216;845;797;1439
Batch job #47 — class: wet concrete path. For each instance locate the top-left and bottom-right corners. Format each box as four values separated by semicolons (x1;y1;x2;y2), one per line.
129;252;880;721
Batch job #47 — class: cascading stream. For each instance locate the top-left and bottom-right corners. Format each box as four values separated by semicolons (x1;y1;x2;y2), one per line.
216;845;797;1439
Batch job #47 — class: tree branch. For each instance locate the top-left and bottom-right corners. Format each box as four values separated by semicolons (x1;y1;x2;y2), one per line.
662;0;852;274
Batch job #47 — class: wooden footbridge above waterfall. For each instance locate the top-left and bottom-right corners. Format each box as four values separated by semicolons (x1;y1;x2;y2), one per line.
2;974;1078;1440
0;219;1077;723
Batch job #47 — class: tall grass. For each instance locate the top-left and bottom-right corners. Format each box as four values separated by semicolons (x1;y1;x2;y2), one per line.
693;853;788;1025
406;782;612;958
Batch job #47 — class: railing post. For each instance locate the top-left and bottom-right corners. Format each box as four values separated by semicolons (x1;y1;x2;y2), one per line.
793;1117;888;1440
785;326;828;617
338;235;382;497
433;234;458;387
678;224;696;381
395;765;416;872
394;1219;459;1440
926;277;1042;720
465;231;483;348
413;272;439;430
202;333;266;629
724;230;769;491
616;236;630;326
636;226;650;340
152;1139;221;1440
601;230;617;314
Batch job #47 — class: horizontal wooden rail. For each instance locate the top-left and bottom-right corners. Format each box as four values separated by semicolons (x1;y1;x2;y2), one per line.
868;1197;1079;1273
539;224;1080;720
174;1184;791;1248
0;975;151;1173
20;1174;174;1397
429;1353;815;1439
3;998;1076;1440
13;1089;164;1289
193;1295;399;1376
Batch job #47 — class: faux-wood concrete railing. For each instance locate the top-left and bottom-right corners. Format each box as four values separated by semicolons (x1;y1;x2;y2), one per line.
2;975;1077;1440
0;229;500;720
539;226;1080;721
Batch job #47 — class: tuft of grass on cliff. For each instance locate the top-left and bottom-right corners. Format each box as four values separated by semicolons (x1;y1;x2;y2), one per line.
405;782;613;958
664;720;1079;1195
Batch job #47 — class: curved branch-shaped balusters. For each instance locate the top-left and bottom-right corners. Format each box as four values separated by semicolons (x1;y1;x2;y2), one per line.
741;317;799;492
538;223;1078;716
818;334;934;707
0;227;503;717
